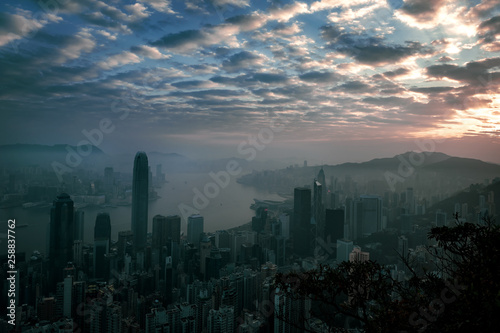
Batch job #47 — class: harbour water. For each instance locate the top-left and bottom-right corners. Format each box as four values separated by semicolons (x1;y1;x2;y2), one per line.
0;173;285;256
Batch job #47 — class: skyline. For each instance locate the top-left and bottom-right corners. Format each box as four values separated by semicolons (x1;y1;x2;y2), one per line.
1;0;500;164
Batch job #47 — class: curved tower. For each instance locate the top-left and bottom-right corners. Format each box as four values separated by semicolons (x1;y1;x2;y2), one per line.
132;151;149;252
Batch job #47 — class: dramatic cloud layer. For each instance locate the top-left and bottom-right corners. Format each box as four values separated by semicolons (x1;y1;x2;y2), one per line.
0;0;499;162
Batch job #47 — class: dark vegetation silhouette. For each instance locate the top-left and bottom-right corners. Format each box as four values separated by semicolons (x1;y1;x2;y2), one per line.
273;215;500;332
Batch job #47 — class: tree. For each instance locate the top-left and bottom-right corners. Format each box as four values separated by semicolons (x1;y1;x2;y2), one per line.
273;216;500;332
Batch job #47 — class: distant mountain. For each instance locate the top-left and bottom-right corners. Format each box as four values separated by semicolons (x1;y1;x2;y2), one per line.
428;179;500;220
236;151;500;195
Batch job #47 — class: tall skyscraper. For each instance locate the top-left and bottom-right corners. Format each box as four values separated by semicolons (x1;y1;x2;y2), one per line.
313;180;324;237
187;214;204;246
325;208;344;247
359;195;383;236
317;168;327;205
49;193;75;290
293;187;312;256
74;210;84;242
152;214;181;252
132;151;149;252
94;213;111;280
95;212;111;247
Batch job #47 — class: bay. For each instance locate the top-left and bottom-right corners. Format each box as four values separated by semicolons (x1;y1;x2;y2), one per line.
0;173;284;256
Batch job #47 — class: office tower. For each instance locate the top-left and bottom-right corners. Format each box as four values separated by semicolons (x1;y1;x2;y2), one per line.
156;164;164;183
325;209;344;253
205;247;222;280
215;230;230;249
117;230;133;257
293;187;312;256
104;167;114;194
359;195;383;236
187;214;204;246
279;214;290;239
95;212;111;247
94;239;109;280
152;215;181;253
313;180;324;237
49;193;75;290
74;210;84;241
345;197;364;240
336;239;354;262
349;246;370;262
317;167;327;205
132;151;149;252
200;235;212;279
165;256;173;306
63;276;73;318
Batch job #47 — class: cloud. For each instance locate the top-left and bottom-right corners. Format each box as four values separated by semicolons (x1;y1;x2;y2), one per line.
55;29;97;64
151;24;241;53
98;51;142;70
211;0;251;8
125;3;151;20
478;15;500;52
221;51;266;72
299;71;341;83
272;22;302;35
425;57;500;84
0;10;61;48
225;13;268;31
131;45;170;59
320;24;435;66
139;0;176;14
252;73;289;83
268;2;310;22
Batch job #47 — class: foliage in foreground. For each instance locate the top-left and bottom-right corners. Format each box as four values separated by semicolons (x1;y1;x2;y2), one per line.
274;217;500;332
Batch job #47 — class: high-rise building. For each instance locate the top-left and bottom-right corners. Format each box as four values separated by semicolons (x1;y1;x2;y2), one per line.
200;235;212;279
132;151;149;252
317;168;327;205
49;193;75;290
349;246;370;262
359;195;383;236
336;239;353;263
313;180;324;237
95;212;111;247
293;187;311;256
152;215;181;248
165;256;173;306
325;209;344;253
187;214;204;246
74;210;84;242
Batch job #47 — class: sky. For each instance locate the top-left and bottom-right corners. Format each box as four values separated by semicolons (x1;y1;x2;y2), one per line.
1;0;500;165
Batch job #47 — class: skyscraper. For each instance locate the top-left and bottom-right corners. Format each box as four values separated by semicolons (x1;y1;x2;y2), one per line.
293;187;312;256
94;212;111;280
132;151;149;252
313;180;324;237
187;214;204;246
359;195;383;236
152;214;181;249
49;193;75;290
95;212;111;247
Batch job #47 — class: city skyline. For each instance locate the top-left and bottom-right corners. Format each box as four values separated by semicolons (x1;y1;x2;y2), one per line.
1;1;500;165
